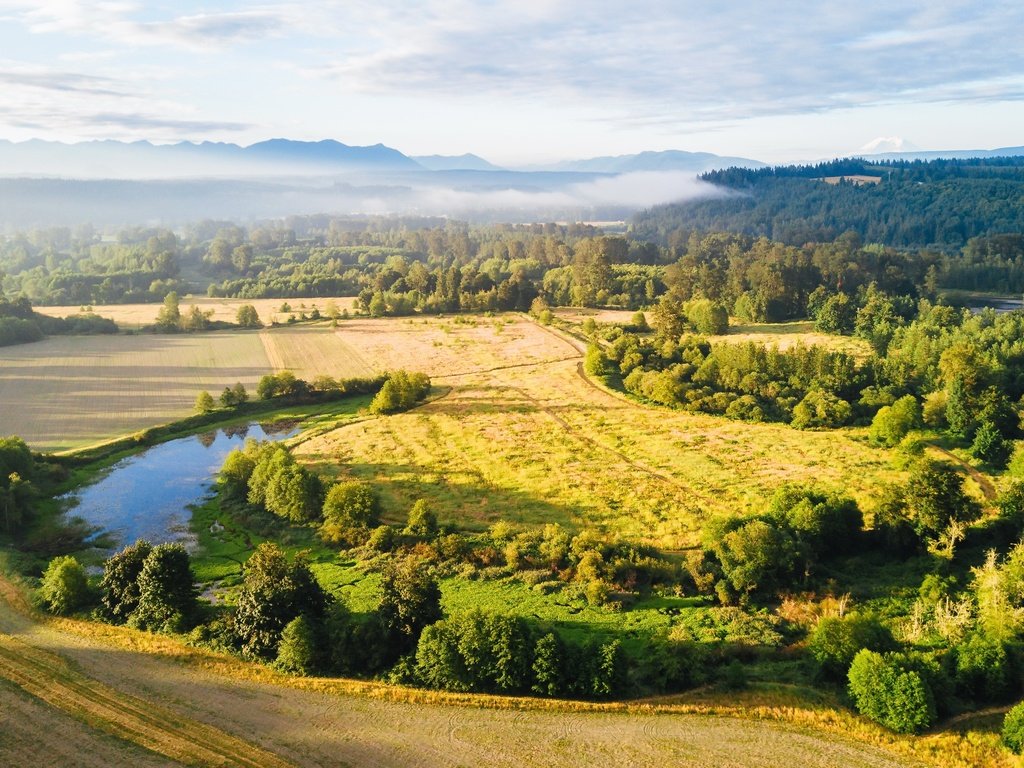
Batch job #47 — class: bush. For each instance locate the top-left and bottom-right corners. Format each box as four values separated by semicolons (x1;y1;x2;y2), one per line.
368;370;430;414
323;481;379;528
1003;702;1024;754
847;650;937;734
808;614;895;680
972;421;1012;469
100;540;153;622
275;615;320;675
130;543;198;632
869;395;920;447
40;555;89;615
404;499;438;539
953;633;1011;702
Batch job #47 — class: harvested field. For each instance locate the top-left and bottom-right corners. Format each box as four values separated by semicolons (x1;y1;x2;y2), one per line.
0;332;270;451
259;323;376;380
296;315;899;546
38;296;359;330
0;574;922;768
0;323;379;451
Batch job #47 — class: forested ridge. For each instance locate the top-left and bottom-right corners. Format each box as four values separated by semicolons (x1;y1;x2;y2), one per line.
633;156;1024;254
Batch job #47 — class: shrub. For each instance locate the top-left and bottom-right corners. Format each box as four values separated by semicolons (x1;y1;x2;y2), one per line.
323;481;379;528
404;499;438;539
368;370;430;414
808;614;895;680
100;540;153;622
40;555;89;615
847;650;937;734
869;395;920;447
130;543;198;632
275;615;320;675
1003;702;1024;754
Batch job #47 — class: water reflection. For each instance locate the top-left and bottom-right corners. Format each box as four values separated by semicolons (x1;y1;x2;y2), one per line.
64;422;298;551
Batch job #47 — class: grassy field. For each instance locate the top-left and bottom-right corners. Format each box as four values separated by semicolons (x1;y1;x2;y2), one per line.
0;322;373;452
0;571;969;768
295;315;899;547
39;296;359;329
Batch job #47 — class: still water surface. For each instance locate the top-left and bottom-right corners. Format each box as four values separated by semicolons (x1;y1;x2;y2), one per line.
65;422;296;550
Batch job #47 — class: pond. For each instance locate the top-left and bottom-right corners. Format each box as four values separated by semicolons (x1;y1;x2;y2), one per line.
64;422;298;551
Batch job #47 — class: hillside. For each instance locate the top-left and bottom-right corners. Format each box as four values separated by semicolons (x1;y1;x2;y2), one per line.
632;157;1024;251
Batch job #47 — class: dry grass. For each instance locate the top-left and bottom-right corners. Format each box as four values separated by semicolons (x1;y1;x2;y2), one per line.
38;296;359;330
295;315;900;547
0;572;972;768
259;323;376;380
713;321;874;359
0;332;271;451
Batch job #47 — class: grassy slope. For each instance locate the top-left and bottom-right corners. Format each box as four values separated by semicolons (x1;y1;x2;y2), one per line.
296;315;900;547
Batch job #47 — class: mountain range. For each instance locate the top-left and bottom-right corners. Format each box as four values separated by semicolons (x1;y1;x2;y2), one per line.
0;139;765;179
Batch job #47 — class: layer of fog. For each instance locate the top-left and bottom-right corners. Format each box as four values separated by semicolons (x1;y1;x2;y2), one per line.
0;171;725;230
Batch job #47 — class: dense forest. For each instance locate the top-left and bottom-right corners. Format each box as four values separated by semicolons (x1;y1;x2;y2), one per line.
2;212;1023;318
632;157;1024;258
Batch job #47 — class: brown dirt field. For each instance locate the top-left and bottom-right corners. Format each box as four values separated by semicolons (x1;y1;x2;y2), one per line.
0;574;921;768
38;296;359;330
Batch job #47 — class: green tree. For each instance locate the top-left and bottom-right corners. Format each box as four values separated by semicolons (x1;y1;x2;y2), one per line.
40;555;89;615
905;460;981;541
194;390;215;414
131;543;197;631
100;540;153;623
1003;702;1024;754
869;395;920;447
275;615;320;675
971;421;1012;469
404;499;438;539
322;481;379;528
808;614;894;680
155;291;180;331
531;632;565;696
847;650;937;734
378;556;441;651
236;304;262;328
790;389;851;429
234;543;329;660
685;298;729;335
264;462;322;523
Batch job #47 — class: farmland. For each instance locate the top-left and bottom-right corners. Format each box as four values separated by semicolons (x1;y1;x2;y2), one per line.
0;322;373;452
39;296;359;330
295;315;899;546
0;572;935;768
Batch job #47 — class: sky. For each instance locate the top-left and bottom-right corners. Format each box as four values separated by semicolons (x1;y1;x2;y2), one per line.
0;1;1023;166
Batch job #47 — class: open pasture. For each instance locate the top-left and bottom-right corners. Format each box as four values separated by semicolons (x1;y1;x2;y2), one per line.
296;315;899;547
38;296;359;329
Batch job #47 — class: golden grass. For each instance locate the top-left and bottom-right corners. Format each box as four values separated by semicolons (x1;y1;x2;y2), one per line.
38;296;359;330
0;572;1007;768
0;332;271;451
713;321;874;359
295;315;901;547
259;323;376;380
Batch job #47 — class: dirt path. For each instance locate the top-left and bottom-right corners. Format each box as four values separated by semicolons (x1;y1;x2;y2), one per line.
926;442;998;502
0;573;920;768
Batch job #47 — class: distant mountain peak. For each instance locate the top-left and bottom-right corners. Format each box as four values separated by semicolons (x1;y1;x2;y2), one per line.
411;153;504;171
857;136;920;154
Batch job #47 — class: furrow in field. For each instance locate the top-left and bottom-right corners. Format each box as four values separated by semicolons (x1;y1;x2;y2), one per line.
0;631;295;768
